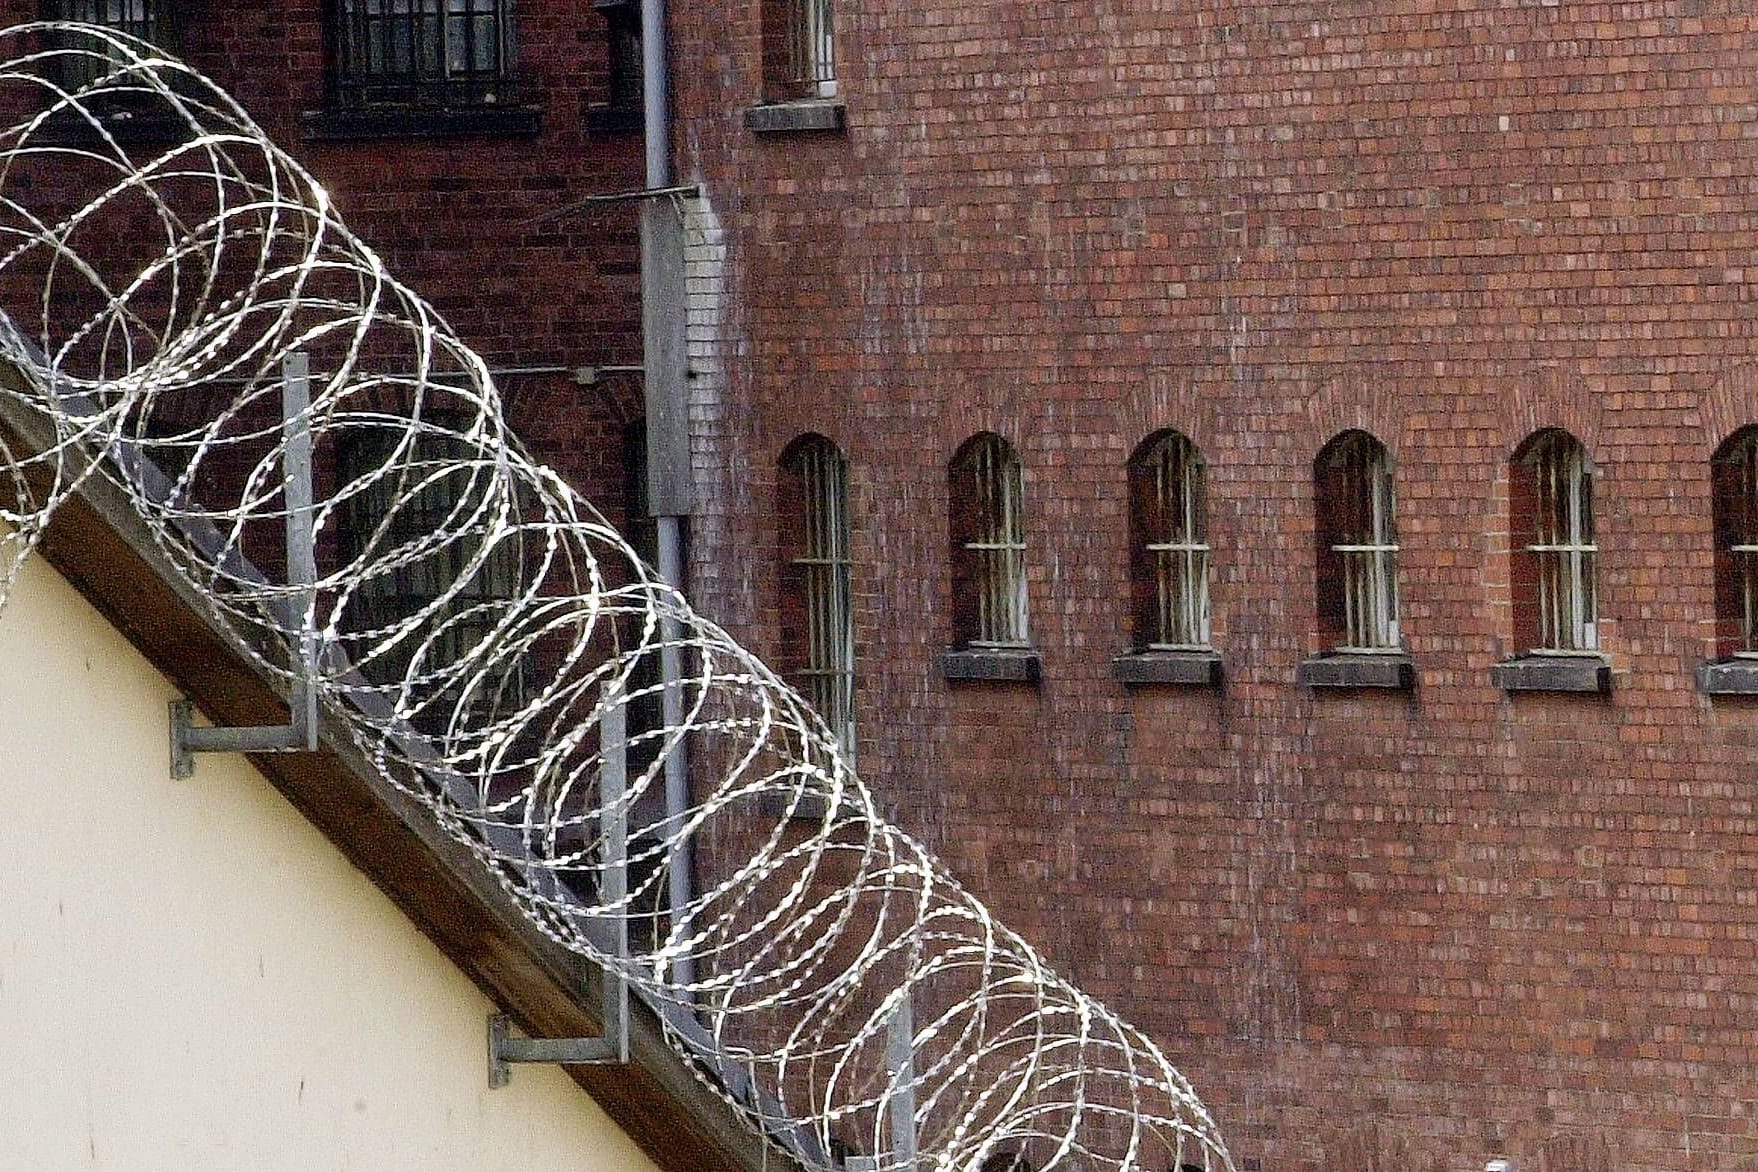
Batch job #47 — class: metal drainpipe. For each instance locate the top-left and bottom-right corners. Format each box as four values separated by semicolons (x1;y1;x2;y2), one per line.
642;0;697;993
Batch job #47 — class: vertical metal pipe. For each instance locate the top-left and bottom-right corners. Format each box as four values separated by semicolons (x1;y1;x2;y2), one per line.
887;995;918;1169
601;679;631;1062
657;521;694;990
281;350;318;749
642;0;670;190
641;0;697;991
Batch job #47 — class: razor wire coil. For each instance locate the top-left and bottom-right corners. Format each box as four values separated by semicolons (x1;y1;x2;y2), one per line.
0;23;1231;1172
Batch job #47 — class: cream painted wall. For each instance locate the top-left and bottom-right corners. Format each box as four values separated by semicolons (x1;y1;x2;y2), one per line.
0;550;666;1172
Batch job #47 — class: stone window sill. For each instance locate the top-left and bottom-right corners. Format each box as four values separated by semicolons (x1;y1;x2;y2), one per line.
1492;654;1611;694
758;790;831;821
1112;650;1222;688
942;648;1041;685
1698;659;1758;695
744;99;846;134
585;105;642;134
301;104;542;141
1298;652;1415;690
32;103;190;147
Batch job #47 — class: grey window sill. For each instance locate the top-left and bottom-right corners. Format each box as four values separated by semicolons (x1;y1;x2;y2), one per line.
1113;650;1222;688
301;104;542;141
1698;659;1758;695
744;99;847;134
585;105;642;134
1492;654;1611;694
1298;652;1415;690
942;648;1041;685
757;790;831;821
33;104;191;146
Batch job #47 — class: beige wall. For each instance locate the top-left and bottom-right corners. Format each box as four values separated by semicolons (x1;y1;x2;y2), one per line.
0;550;665;1172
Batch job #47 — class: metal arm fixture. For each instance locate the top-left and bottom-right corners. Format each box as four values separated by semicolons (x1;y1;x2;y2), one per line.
170;352;319;780
489;684;631;1084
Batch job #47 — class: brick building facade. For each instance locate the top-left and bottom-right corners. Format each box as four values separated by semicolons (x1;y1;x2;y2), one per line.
666;2;1758;1169
9;0;650;530
24;2;1758;1168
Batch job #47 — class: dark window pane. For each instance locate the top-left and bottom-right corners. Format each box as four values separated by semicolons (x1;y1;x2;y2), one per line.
331;0;515;108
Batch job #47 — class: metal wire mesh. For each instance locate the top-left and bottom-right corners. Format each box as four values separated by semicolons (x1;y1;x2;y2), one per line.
0;24;1232;1172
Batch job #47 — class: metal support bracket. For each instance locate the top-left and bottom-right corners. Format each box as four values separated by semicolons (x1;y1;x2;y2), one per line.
488;1009;625;1088
887;994;919;1170
169;352;320;779
488;682;631;1086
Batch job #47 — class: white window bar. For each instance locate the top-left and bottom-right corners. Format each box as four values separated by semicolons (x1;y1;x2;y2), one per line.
51;0;164;88
337;0;510;107
55;0;156;34
1528;434;1597;653
1330;435;1400;652
965;436;1028;647
1736;541;1758;658
1141;434;1210;649
1722;432;1758;657
790;439;854;758
787;0;835;96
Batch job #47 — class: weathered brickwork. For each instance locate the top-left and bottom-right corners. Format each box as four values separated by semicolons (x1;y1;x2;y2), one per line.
670;2;1758;1168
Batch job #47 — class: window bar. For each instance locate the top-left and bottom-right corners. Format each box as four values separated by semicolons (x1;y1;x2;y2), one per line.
1005;448;1026;644
794;443;853;757
1002;442;1023;645
1331;439;1398;652
1538;440;1559;650
807;0;835;95
966;439;1027;647
991;442;1005;646
1575;442;1589;650
1739;443;1758;655
1528;438;1597;653
1186;440;1209;644
975;443;992;644
1739;543;1758;656
53;0;161;89
1146;437;1209;649
1576;444;1595;649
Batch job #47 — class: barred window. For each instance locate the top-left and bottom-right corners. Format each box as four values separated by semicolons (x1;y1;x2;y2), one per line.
338;420;525;731
1512;429;1597;653
1315;430;1399;652
1128;430;1210;650
43;1;174;91
593;0;643;115
762;0;835;101
329;0;517;110
780;435;854;758
45;0;164;41
1712;428;1758;658
950;433;1028;648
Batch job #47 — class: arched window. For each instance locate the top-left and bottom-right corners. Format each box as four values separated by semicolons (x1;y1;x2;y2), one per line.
1314;430;1399;651
1128;430;1209;650
1711;427;1758;659
1512;429;1597;653
949;433;1028;648
779;435;854;756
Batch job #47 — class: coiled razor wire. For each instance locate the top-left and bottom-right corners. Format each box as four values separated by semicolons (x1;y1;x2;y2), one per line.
0;24;1231;1172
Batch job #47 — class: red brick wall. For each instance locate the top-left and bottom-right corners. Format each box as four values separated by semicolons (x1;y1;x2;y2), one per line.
4;0;646;529
671;1;1758;1168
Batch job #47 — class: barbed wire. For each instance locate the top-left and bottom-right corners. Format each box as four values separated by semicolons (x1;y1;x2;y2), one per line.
0;23;1231;1172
